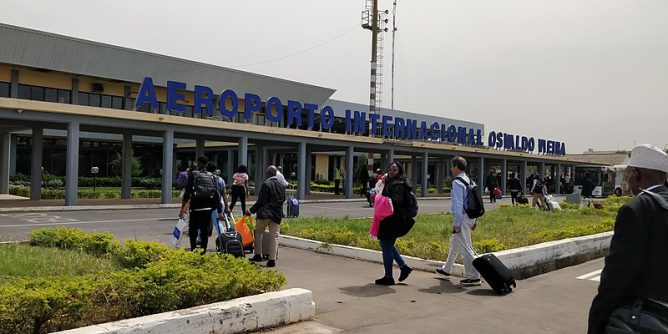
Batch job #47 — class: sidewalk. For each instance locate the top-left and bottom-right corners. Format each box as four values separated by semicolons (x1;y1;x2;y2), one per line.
0;192;452;212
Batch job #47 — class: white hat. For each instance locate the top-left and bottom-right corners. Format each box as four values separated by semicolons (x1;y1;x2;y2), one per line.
628;144;668;173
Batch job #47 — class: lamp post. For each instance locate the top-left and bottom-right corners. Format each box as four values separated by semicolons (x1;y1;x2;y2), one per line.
91;167;99;192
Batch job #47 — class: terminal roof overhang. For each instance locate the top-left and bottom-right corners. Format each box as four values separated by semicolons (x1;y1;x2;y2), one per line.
0;23;336;105
0;98;602;166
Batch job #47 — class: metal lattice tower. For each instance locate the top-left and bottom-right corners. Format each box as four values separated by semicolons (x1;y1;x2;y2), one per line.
362;0;388;135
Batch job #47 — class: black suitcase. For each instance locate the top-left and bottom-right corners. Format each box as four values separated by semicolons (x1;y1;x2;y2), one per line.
473;253;516;295
456;234;516;295
214;213;244;257
517;194;529;205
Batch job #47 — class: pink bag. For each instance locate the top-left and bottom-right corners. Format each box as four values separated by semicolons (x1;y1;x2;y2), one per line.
369;195;394;238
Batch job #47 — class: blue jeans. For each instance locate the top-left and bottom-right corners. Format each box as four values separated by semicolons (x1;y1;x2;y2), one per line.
379;238;406;278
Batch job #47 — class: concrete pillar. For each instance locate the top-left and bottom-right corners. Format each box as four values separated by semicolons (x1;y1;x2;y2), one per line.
161;129;174;204
279;154;285;171
387;149;395;166
121;133;132;199
345;146;354;198
502;158;508;195
305;149;312;195
238;136;248;167
10;70;18;98
0;132;10;194
31;127;43;200
123;85;132;110
65;121;80;206
436;157;444;193
195;138;205;158
297;142;306;200
9;134;17;175
540;162;545;179
411;155;418;185
521;160;528;192
556;163;561;194
380;153;388;172
421;152;429;197
479;156;485;187
227;149;234;185
254;147;262;195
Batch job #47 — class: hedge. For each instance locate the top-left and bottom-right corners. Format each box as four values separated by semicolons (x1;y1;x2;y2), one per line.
10;174;163;189
0;228;286;334
9;185;180;200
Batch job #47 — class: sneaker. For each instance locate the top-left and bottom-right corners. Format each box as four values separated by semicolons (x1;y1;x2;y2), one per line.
435;268;451;280
460;278;482;286
375;276;395;286
398;265;413;282
249;254;263;262
266;260;276;268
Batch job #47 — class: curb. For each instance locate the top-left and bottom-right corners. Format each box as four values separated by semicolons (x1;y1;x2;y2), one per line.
0;197;451;212
53;288;315;334
279;232;613;280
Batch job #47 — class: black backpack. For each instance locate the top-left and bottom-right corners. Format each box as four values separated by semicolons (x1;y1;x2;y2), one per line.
532;179;544;194
455;177;485;219
190;170;218;209
406;190;419;218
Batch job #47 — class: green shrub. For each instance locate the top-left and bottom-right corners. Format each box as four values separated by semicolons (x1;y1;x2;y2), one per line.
111;240;172;269
28;227;116;256
474;238;507;253
4;228;287;334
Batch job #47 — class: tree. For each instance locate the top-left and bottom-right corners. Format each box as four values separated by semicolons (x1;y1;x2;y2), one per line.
110;152;143;177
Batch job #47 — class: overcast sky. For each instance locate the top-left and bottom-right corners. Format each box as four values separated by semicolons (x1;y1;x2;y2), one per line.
2;0;667;154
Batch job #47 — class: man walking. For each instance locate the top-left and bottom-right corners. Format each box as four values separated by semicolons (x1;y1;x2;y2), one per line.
179;156;224;254
435;156;481;286
588;144;668;333
485;167;499;203
247;166;286;267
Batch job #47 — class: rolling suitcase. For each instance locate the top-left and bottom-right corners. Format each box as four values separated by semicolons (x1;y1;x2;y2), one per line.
457;234;516;295
286;196;300;218
517;194;529;205
213;212;244;257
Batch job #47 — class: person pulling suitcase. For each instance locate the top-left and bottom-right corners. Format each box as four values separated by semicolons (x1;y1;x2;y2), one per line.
246;165;286;268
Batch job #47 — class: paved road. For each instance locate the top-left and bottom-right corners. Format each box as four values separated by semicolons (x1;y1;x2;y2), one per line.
0;197;518;242
0;195;601;333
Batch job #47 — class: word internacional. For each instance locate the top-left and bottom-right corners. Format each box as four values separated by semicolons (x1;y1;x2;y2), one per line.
134;77;566;155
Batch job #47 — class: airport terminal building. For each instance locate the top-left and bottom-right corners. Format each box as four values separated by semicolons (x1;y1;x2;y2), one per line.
0;23;598;206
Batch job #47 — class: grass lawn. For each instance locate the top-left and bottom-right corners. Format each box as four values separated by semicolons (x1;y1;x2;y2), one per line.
0;243;120;285
281;197;629;261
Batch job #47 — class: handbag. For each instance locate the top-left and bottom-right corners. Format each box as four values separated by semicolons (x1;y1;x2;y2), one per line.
606;298;668;333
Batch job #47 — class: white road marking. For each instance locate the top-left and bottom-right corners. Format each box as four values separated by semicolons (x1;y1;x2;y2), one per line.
577;269;602;282
0;217;174;228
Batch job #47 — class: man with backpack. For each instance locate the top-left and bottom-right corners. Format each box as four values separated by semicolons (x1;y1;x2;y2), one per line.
178;156;225;254
436;156;483;286
530;175;547;210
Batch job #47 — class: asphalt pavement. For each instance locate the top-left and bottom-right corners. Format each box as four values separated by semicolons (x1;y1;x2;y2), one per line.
0;195;602;333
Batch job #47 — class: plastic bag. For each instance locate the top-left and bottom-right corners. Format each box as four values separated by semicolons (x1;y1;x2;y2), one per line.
172;217;188;249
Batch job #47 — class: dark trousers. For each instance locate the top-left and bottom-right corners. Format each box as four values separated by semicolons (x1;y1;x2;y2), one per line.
229;185;246;214
334;179;341;195
379;238;407;278
489;192;496;203
189;210;212;251
510;191;519;205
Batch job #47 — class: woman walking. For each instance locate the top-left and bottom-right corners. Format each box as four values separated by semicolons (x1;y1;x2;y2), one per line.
375;162;415;285
229;165;249;216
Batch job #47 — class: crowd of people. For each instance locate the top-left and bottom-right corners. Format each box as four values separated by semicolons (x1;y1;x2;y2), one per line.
178;156;287;267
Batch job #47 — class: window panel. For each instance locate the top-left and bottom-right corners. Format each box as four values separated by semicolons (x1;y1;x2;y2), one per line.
0;82;9;98
112;96;124;109
18;85;30;100
89;93;101;107
58;90;71;104
101;95;112;109
30;86;44;101
44;88;58;102
78;92;89;106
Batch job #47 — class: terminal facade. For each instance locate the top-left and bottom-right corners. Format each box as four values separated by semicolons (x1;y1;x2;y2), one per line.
0;23;599;206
